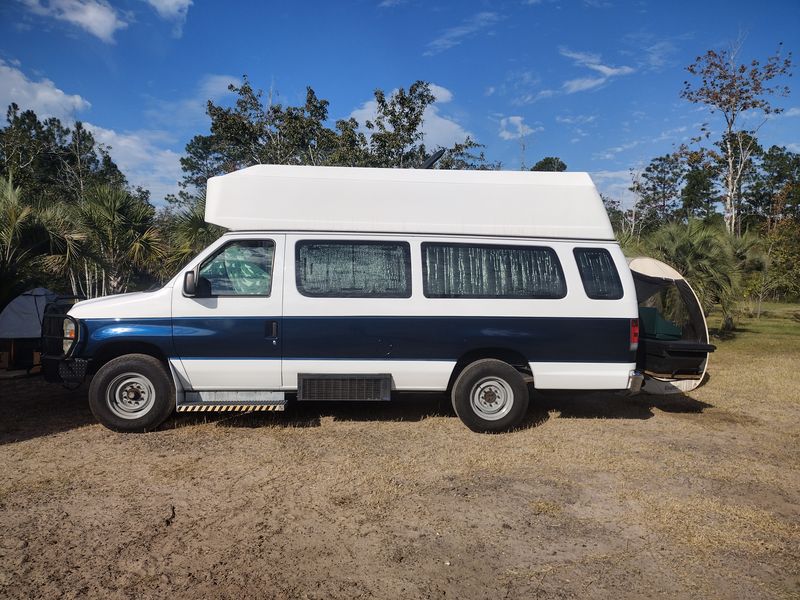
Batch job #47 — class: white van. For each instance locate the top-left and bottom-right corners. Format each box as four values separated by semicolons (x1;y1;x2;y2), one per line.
42;166;714;432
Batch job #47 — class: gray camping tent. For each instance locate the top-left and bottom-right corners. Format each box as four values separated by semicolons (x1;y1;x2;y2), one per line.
0;288;57;339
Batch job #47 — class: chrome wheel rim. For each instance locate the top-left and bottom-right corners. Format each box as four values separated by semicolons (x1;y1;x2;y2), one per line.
470;377;514;421
106;372;156;420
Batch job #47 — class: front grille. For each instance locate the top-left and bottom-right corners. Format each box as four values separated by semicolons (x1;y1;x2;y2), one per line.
298;374;392;401
41;299;81;357
41;311;68;357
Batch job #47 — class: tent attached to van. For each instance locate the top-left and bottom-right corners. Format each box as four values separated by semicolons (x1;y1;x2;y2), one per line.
628;258;716;395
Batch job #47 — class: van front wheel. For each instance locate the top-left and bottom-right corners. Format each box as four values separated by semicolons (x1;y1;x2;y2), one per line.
451;359;529;433
88;354;175;432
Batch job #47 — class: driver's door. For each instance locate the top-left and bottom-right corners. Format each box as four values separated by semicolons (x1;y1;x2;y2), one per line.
171;236;284;391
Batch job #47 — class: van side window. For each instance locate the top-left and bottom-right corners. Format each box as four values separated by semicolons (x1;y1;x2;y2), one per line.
296;240;411;298
422;243;567;299
198;240;274;296
573;248;623;300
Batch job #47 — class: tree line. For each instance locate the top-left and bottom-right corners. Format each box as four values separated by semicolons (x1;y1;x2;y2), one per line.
1;42;797;324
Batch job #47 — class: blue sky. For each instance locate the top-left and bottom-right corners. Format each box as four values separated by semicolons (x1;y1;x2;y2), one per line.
1;0;798;206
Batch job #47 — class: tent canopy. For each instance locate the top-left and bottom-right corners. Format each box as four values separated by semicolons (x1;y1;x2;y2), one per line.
0;288;57;339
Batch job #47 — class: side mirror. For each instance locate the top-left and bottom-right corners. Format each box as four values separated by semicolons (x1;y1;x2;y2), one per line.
183;271;197;296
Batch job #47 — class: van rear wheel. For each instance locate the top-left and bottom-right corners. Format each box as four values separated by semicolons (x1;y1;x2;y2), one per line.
451;359;529;432
88;354;174;432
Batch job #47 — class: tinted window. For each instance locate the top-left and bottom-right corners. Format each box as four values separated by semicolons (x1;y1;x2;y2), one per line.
198;240;274;296
574;248;623;300
422;243;567;299
296;241;411;298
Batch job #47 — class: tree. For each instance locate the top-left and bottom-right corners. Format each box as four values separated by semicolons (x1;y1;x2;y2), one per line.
745;145;800;231
159;191;224;278
680;150;718;220
630;153;685;230
437;137;500;170
365;81;435;168
0;104;126;206
643;220;739;319
681;42;792;235
530;156;567;172
0;176;36;306
764;218;800;299
601;194;625;234
176;78;493;211
42;186;164;297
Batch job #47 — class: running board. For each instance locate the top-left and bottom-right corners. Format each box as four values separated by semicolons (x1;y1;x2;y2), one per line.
177;391;286;413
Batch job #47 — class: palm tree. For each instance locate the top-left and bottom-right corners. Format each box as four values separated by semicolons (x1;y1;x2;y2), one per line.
0;176;35;306
76;185;165;295
643;220;739;318
162;193;224;278
42;185;165;298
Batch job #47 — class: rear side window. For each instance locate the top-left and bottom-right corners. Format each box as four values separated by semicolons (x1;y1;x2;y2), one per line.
573;248;624;300
296;240;411;298
422;243;567;299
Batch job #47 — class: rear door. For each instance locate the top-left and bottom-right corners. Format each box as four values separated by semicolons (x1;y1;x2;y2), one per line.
628;257;715;394
171;235;284;390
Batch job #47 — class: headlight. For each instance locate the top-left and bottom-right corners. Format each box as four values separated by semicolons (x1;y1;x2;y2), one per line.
63;319;77;355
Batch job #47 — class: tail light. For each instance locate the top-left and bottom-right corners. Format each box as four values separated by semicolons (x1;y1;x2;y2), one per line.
630;318;639;352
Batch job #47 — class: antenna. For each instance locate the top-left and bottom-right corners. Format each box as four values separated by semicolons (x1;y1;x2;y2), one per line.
421;149;445;169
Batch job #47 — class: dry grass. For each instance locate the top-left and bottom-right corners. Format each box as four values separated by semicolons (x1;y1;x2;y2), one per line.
0;306;799;599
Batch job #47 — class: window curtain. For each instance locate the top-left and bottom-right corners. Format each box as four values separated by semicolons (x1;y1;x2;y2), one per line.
423;244;566;298
574;249;622;299
297;242;410;297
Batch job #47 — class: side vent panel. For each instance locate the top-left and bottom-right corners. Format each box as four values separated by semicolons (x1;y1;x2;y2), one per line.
298;374;392;401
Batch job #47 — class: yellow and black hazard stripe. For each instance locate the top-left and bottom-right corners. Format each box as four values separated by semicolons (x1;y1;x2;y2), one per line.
176;404;284;413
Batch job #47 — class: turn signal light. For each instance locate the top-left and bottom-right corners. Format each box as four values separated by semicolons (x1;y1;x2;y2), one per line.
63;319;77;355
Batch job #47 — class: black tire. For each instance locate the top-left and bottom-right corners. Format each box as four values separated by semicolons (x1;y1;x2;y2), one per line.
88;354;175;432
451;359;529;433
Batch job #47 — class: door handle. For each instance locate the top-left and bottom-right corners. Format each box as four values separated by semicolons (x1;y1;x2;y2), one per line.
267;320;278;338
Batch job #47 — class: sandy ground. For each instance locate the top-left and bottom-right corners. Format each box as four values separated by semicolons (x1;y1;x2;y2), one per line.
1;312;799;599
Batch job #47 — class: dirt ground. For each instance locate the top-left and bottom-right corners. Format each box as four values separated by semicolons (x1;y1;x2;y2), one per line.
1;309;799;599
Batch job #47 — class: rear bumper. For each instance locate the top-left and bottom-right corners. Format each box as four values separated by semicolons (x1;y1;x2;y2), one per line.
627;370;644;394
42;356;90;384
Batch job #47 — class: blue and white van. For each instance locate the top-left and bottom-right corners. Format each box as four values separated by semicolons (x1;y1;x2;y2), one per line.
42;166;714;432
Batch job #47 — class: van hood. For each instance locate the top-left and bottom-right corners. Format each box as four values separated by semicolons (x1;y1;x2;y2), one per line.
69;285;173;320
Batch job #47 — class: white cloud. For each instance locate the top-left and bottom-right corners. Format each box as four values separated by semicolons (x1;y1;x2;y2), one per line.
556;114;595;125
498;116;540;141
144;0;192;36
87;123;182;204
349;84;471;149
593;139;641;160
428;84;453;103
779;107;800;118
494;70;554;105
559;46;634;94
591;170;635;206
21;0;128;43
145;73;240;132
563;77;607;93
424;12;500;56
378;0;405;6
0;59;90;120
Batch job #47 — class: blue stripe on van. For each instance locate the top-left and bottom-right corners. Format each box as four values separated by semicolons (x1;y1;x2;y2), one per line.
283;316;632;363
79;315;635;363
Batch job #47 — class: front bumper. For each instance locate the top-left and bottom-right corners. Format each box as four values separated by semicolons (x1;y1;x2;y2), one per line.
42;356;90;384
